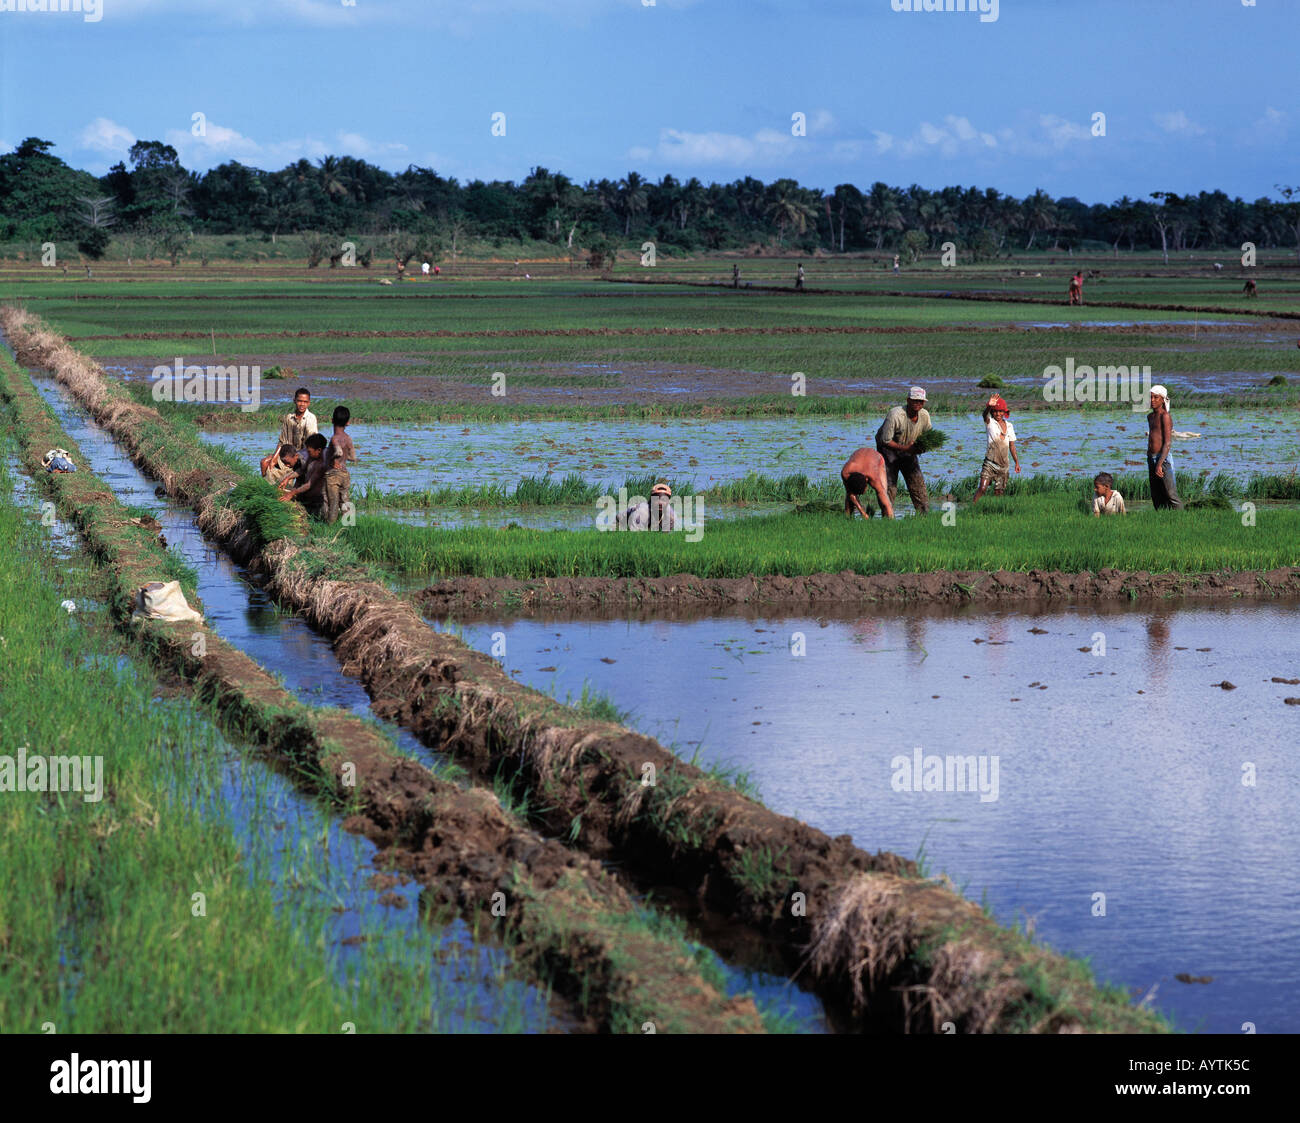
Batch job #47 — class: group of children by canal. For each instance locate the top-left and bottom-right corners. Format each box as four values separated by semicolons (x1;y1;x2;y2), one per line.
259;387;356;523
840;383;1183;520
257;380;1184;531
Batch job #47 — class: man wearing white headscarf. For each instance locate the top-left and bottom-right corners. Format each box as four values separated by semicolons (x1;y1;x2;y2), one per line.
1146;385;1181;509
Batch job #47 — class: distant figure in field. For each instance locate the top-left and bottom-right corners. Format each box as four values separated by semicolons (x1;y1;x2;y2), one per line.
840;447;893;520
892;254;900;275
1243;278;1257;298
732;264;740;289
434;265;440;275
1068;271;1084;305
1092;472;1127;517
624;482;676;531
795;264;805;291
1146;385;1181;510
421;261;430;277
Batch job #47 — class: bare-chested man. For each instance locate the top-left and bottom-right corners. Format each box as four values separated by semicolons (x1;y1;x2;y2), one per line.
841;447;894;519
1146;385;1181;510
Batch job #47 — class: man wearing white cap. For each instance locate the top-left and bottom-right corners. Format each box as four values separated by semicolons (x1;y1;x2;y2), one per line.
1146;385;1181;510
874;387;933;514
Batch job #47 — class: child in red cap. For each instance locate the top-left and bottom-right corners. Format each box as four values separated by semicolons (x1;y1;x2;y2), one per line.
972;395;1019;504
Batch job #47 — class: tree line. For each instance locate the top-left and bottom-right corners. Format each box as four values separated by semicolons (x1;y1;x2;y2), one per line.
2;136;1297;265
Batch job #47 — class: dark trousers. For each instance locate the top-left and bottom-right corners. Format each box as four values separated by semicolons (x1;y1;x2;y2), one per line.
878;447;929;513
1148;455;1181;509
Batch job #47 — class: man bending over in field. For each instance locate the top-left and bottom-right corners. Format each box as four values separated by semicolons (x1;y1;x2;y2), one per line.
841;447;893;519
1243;278;1257;298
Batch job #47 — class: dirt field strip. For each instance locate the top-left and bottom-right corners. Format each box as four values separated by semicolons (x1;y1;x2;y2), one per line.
3;306;1171;1032
0;348;763;1035
414;567;1300;612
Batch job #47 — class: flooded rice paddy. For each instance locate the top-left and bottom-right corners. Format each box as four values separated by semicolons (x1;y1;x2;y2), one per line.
202;411;1300;498
428;601;1300;1034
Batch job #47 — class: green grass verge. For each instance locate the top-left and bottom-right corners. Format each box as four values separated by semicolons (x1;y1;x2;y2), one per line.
338;491;1300;578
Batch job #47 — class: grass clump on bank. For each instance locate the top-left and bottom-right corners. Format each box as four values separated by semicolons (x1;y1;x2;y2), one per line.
343;492;1300;579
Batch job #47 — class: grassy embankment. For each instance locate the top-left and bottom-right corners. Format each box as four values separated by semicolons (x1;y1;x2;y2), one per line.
0;325;781;1034
0;449;549;1032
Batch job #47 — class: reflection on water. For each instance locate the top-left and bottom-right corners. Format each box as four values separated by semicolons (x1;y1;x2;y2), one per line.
433;600;1300;1033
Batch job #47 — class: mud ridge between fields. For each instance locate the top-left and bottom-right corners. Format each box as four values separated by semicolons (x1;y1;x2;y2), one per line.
70;316;1294;343
3;305;1172;1034
601;276;1300;319
0;342;763;1035
415;567;1300;612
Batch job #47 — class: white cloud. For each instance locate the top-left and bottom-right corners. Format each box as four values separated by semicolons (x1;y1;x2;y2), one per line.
158;124;407;169
888;114;997;158
1242;106;1287;145
631;108;833;167
78;117;136;155
1037;114;1091;148
1153;110;1205;137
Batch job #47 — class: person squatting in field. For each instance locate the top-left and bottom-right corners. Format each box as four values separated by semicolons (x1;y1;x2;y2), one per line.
623;481;677;530
1092;472;1127;516
1243;278;1257;298
971;395;1019;504
279;433;329;515
840;447;893;519
875;386;932;514
1147;384;1181;509
260;387;317;477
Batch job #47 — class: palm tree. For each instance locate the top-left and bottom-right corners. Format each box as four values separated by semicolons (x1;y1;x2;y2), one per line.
1022;189;1058;250
863;182;903;250
617;172;648;236
764;179;815;246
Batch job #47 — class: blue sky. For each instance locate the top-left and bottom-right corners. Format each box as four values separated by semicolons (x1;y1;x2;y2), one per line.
1;0;1295;203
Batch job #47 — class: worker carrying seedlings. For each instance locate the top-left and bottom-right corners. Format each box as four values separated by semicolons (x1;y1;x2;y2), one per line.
874;386;933;514
840;447;894;519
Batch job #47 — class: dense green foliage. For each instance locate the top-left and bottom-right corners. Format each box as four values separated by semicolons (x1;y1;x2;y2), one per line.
4;135;1299;263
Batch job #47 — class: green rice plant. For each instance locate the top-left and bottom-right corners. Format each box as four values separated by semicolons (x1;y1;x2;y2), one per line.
223;477;302;547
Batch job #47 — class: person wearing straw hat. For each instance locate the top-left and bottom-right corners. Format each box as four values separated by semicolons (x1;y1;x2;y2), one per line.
625;481;677;531
1146;385;1181;510
874;387;932;514
972;395;1019;504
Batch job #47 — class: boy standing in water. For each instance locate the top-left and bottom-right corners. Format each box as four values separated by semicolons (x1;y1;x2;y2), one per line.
1146;385;1181;509
326;405;357;467
972;396;1019;504
322;448;352;524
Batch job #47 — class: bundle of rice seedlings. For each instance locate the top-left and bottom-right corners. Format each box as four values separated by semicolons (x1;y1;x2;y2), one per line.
911;428;948;455
977;375;1005;389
